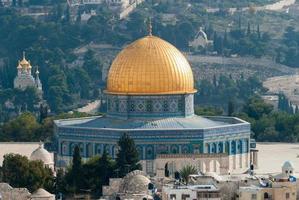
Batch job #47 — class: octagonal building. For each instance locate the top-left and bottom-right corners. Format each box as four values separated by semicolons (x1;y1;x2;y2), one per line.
54;33;252;176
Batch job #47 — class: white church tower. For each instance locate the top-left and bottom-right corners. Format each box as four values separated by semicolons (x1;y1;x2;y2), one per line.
13;52;43;93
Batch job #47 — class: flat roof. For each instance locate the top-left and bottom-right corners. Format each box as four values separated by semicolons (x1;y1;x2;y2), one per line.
164;184;219;192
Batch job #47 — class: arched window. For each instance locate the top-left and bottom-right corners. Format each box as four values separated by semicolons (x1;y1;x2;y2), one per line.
86;143;93;157
231;141;236;154
182;145;189;154
104;145;110;155
225;141;230;154
164;163;169;177
61;142;67;155
238;140;243;154
146;146;154;160
212;143;217;153
171;145;179;154
136;146;143;160
218;143;223;153
96;144;102;155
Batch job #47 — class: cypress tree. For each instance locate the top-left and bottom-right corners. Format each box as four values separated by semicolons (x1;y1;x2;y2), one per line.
257;24;261;40
278;93;284;111
223;29;228;47
238;15;242;30
247;22;251;36
98;151;112;185
213;32;218;52
228;101;234;116
71;145;83;192
213;74;217;87
289;102;294;114
116;133;141;177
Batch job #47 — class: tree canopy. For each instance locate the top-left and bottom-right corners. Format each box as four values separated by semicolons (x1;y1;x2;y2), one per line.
116;133;141;177
1;153;54;192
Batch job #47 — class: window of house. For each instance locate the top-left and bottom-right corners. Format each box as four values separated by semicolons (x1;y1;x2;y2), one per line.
286;193;290;199
170;194;176;200
181;194;190;200
146;160;154;174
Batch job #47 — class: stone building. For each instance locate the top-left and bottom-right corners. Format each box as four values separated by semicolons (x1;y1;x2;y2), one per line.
30;188;55;200
54;29;253;176
0;183;30;200
102;170;153;200
13;52;42;93
162;184;221;200
238;161;297;200
30;143;55;173
189;28;212;50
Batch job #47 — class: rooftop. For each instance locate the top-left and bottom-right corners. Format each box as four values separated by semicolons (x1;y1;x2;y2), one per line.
164;184;219;192
55;115;248;130
0;142;41;166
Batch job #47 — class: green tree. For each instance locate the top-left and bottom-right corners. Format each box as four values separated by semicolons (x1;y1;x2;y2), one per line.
1;112;40;141
116;133;141;177
2;154;54;192
2;154;29;188
55;168;66;194
180;165;197;185
67;145;83;193
194;106;223;116
228;100;235;116
243;96;273;120
98;151;113;185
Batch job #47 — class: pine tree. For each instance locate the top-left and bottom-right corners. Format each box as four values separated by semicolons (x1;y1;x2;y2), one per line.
116;133;141;177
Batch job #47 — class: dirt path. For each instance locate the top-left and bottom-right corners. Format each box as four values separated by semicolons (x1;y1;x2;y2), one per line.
206;0;296;13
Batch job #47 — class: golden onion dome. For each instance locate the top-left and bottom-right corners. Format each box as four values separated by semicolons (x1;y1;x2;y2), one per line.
18;52;32;69
106;35;196;95
20;58;31;68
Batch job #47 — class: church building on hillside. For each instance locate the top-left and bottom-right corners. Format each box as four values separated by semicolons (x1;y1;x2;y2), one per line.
54;26;257;176
14;52;42;94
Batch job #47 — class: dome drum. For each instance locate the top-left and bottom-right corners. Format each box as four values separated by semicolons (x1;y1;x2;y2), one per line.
106;93;194;119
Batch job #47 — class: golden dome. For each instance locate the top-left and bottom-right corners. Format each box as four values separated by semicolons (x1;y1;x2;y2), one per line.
18;52;32;69
106;36;196;95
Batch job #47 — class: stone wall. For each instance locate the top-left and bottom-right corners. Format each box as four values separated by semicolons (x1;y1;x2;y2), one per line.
0;183;31;200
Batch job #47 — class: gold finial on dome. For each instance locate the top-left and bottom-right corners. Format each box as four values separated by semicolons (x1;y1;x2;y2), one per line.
19;51;32;69
147;17;152;36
